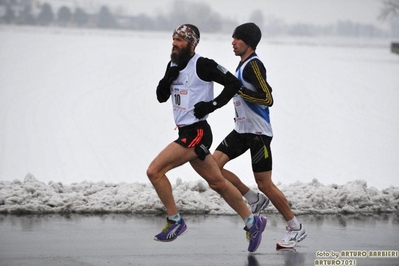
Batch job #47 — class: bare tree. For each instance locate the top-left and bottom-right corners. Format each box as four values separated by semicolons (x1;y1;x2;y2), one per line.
97;6;118;29
58;6;72;26
37;3;54;26
73;8;89;27
379;0;399;20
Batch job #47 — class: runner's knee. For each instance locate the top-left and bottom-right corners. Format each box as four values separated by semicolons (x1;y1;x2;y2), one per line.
146;165;162;182
255;175;273;192
207;178;228;193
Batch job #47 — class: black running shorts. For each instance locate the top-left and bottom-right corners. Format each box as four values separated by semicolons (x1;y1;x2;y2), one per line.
216;130;272;172
174;120;213;160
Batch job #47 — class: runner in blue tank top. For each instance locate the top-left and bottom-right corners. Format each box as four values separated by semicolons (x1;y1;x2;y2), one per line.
213;23;307;249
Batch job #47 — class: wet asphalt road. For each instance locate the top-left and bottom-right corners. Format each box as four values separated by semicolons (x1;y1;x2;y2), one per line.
1;213;398;266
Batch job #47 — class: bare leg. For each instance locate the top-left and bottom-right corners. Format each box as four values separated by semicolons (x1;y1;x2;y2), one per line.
213;150;251;195
254;171;294;221
214;150;294;221
190;154;251;220
146;142;197;216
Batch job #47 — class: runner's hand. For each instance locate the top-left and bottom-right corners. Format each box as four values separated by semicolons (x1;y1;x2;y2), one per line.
165;66;180;83
194;101;215;119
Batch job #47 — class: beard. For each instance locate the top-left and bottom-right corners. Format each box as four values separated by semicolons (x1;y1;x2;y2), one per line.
170;44;192;67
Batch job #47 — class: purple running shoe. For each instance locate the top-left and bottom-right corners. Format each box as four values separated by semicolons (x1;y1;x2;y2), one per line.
154;218;188;242
245;216;267;252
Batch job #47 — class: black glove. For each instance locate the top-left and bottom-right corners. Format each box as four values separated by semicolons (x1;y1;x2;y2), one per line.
156;66;180;103
156;83;170;102
165;66;180;84
194;101;216;119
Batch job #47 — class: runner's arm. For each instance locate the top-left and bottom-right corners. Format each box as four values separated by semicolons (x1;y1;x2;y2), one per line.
196;57;241;108
239;59;274;106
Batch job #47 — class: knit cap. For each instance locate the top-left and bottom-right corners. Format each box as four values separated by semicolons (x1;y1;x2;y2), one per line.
232;23;261;49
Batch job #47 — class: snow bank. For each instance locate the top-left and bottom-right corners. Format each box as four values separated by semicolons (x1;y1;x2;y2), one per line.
0;174;398;215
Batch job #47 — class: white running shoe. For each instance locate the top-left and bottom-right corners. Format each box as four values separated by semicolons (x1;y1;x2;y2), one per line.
248;193;270;214
276;224;307;249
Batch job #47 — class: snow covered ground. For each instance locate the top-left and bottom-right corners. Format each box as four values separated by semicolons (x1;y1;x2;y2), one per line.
0;26;398;214
0;173;398;214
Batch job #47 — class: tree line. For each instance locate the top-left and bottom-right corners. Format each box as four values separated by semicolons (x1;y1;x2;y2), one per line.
1;1;229;32
1;0;399;38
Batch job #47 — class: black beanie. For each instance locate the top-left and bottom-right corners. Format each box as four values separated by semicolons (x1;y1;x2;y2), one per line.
232;23;262;49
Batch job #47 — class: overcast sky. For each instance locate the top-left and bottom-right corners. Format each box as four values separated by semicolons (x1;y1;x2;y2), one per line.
51;0;388;29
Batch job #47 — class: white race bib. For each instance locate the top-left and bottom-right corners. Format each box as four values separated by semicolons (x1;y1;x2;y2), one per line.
233;95;246;122
172;86;189;110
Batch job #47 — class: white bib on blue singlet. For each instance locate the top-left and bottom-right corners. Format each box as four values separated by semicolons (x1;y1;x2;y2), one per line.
233;56;273;136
